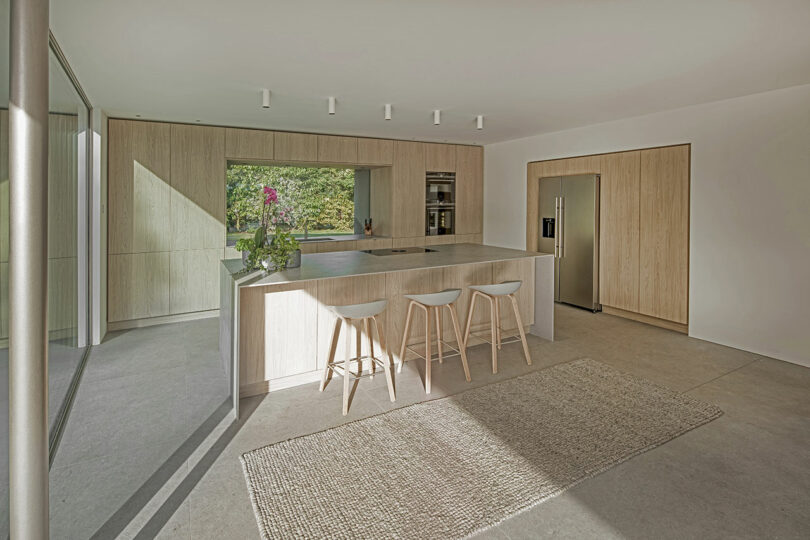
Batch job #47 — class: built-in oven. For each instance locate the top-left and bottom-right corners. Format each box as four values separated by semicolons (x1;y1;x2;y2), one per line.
426;207;454;236
426;172;455;235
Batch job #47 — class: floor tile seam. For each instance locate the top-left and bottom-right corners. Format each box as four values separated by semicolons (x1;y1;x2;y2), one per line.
680;358;761;395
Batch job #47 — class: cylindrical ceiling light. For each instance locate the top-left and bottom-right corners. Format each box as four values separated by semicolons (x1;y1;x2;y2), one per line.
476;115;484;130
261;89;271;108
384;103;392;120
328;96;336;115
433;109;441;125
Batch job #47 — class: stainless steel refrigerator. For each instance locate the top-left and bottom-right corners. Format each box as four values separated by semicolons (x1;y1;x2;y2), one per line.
537;174;600;311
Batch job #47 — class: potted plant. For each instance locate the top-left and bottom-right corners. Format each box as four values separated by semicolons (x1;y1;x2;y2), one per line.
235;186;301;272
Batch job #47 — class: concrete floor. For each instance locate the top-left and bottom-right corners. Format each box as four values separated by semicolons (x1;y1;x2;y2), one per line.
52;305;810;539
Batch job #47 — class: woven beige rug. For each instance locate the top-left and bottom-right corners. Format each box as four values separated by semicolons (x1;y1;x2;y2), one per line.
241;358;722;539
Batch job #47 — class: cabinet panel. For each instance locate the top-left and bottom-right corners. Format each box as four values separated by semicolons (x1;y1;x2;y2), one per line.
392;236;426;248
456;233;483;245
357;138;393;165
425;235;455;246
639;145;689;324
274;132;318;162
170;124;226;251
225;128;274;160
317;135;357;164
355;237;393;250
456;145;483;235
525;162;543;251
316;240;356;253
540;155;601;177
599;151;640;312
170;249;221;314
108;119;172;254
108;252;171;321
392;141;426;238
424;143;456;172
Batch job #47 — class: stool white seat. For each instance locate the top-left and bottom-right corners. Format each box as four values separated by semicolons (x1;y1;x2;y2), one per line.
398;289;471;394
320;299;395;415
463;280;532;374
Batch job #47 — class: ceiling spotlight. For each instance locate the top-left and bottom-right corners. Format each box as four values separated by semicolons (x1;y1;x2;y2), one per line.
476;115;484;130
433;110;441;125
261;89;271;108
328;96;336;115
384;103;392;120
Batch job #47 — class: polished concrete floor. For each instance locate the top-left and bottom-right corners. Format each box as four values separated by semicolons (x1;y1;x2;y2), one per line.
52;306;810;539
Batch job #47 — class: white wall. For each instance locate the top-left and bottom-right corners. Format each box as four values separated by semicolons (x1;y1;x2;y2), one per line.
484;84;810;367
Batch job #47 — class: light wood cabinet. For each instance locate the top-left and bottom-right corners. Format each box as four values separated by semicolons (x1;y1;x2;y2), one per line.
170;249;221;314
316;240;357;253
424;143;456;172
539;155;601;177
455;145;483;235
225;128;274;160
108;119;172;254
599;151;640;312
639;145;689;324
108;252;171;321
317;135;357;164
170;124;226;251
392;236;426;248
274;132;318;162
355;237;393;250
357;138;393;165
425;235;455;245
392;141;426;238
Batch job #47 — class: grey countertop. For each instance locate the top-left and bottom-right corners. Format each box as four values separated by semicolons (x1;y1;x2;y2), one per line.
223;243;552;288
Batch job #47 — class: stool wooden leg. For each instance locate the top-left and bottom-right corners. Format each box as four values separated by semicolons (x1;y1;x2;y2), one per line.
355;323;363;376
448;304;471;383
494;297;502;350
320;317;342;391
364;317;375;379
373;315;396;402
435;307;443;364
398;301;415;373
463;291;478;348
488;295;498;374
343;318;352;415
425;306;432;394
509;293;532;366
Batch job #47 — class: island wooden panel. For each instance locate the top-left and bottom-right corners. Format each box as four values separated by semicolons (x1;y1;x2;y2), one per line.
317;135;358;164
170;124;226;251
274;132;318;162
493;258;536;332
439;262;493;346
424;143;456;172
385;267;446;363
357;138;393;165
639;145;689;324
225;128;274;160
392;141;426;238
108;252;171;321
456;145;484;235
108;119;172;254
599;151;640;312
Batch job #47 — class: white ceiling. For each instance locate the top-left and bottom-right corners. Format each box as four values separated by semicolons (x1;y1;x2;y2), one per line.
49;0;810;145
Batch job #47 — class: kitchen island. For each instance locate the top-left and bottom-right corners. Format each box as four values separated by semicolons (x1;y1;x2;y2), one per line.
220;243;554;413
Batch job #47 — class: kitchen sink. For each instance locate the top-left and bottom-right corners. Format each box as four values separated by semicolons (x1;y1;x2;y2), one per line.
297;237;335;242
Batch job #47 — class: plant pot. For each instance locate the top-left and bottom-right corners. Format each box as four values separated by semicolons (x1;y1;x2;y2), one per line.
286;249;302;269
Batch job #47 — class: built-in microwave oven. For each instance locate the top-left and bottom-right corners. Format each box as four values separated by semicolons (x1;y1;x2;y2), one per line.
426;207;454;235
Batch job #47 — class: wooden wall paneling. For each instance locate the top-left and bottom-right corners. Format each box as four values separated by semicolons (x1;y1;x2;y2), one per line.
492;258;536;331
369;167;392;237
355;237;393;250
525;162;543;251
392;141;425;238
425;235;455;246
357;138;393;165
599;151;640;312
456;145;484;235
108;252;171;321
440;262;493;347
108;119;172;254
424;143;456;172
274;132;318;162
224;128;274;160
0;109;7;263
316;273;387;370
639;145;690;324
170;124;226;251
316;240;357;253
392;236;426;248
385;268;445;363
170;249;221;314
317;135;357;164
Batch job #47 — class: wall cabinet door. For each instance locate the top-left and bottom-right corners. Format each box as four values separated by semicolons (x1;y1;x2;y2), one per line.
424;143;456;172
392;141;425;238
317;135;357;164
225;128;274;160
639;145;689;323
599;151;640;312
455;145;483;235
274;132;318;162
357;138;393;165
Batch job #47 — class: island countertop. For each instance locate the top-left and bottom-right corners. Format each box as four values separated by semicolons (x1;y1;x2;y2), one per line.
222;243;552;287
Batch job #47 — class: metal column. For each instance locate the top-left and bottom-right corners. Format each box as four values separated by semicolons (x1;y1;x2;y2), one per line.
8;0;50;537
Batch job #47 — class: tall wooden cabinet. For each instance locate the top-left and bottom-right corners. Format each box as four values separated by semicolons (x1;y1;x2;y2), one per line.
392;141;426;238
456;145;484;235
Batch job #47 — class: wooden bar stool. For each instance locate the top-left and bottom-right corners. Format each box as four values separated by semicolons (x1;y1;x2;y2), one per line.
463;281;532;374
398;289;471;394
319;299;396;415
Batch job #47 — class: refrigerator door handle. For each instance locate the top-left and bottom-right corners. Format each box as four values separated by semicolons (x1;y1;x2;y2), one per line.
559;197;565;258
554;197;560;257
